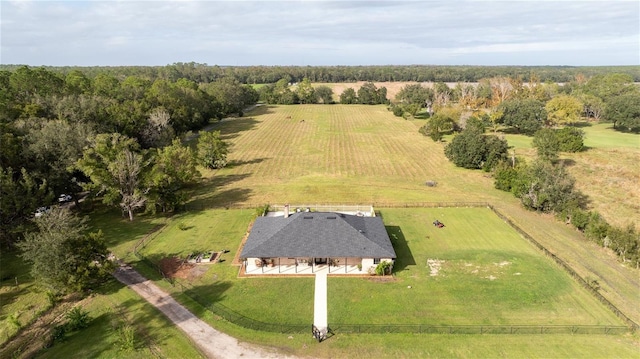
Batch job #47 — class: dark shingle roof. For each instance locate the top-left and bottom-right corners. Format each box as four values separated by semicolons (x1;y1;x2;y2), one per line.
240;212;396;259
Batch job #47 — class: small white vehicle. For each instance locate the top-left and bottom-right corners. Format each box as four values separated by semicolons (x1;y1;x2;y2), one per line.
35;206;51;218
58;194;72;203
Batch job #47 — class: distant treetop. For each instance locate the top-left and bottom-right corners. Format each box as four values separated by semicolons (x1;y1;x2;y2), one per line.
1;63;638;84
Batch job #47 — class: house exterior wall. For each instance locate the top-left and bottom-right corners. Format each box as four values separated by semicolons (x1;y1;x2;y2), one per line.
361;258;394;273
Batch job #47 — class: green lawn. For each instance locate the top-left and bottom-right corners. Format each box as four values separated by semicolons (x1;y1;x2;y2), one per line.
0;206;202;358
131;207;638;358
139;208;621;327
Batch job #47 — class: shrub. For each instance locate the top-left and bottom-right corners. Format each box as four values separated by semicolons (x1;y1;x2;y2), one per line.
254;204;270;217
512;161;583;213
584;212;611;246
556;127;585;152
49;324;67;345
117;324;136;351
7;313;21;328
532;128;560;161
569;207;590;231
46;290;58;307
375;261;392;276
66;306;90;330
391;105;404;117
493;161;520;192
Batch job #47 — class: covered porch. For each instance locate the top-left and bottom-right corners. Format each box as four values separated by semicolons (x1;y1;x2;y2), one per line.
243;257;368;275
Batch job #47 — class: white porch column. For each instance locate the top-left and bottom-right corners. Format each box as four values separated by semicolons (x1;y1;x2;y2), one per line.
313;272;328;337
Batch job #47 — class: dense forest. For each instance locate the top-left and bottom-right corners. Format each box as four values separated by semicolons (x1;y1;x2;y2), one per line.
0;65;258;250
1;63;639;84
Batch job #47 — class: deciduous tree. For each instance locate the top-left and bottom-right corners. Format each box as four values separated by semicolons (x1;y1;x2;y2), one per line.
532;128;560;161
444;117;508;171
295;78;316;104
545;94;583;126
314;85;334;104
17;207;112;293
497;98;547;135
197;130;228;169
76;133;150;220
148;139;199;212
604;93;640;132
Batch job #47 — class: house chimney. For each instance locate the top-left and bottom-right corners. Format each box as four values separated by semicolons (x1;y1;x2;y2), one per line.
284;204;289;218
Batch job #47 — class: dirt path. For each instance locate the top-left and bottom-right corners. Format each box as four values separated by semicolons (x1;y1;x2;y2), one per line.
113;264;297;359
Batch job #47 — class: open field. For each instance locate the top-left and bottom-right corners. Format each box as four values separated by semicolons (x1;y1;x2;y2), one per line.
189;105;639;327
502;122;640;230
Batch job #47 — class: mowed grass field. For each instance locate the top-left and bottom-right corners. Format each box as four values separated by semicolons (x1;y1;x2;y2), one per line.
139;207;621;327
195;104;494;207
10;104;635;358
132;207;639;358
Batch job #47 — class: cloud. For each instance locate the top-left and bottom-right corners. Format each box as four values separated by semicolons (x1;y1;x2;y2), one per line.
1;0;638;66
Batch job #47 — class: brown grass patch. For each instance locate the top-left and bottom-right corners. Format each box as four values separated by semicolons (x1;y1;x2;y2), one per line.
567;148;640;230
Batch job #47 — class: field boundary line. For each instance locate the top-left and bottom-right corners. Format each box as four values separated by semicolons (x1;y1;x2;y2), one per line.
488;205;639;332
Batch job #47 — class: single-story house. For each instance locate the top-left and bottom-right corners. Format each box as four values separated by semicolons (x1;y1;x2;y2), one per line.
240;209;396;275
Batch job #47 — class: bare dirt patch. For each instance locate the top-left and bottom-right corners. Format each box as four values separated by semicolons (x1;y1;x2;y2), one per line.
427;259;445;277
159;257;195;280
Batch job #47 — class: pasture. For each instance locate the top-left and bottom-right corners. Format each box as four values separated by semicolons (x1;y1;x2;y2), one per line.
502;122;640;230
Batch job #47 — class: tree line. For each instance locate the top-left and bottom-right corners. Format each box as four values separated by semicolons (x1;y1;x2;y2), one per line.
257;78;389;105
2;63;639;84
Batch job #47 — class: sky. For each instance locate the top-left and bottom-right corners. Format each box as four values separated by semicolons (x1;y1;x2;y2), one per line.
1;0;639;67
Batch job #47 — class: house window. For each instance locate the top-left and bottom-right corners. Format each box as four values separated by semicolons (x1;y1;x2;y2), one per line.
373;258;381;264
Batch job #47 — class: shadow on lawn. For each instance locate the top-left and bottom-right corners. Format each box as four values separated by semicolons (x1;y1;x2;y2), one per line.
219;117;260;140
386;226;416;272
188;188;253;211
185;173;254;210
226;157;267;169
